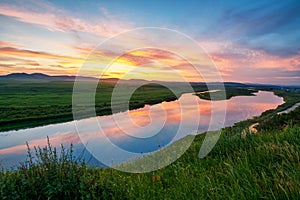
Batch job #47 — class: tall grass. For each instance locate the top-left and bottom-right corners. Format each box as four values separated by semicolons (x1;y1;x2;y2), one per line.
0;138;113;199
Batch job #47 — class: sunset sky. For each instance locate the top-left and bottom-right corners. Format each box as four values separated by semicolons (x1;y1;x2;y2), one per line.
0;0;300;85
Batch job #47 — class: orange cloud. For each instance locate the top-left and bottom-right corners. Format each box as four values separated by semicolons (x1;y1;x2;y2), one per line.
116;49;188;69
104;49;209;82
0;47;82;62
0;46;83;76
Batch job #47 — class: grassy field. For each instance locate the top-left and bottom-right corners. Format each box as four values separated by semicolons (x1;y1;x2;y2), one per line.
0;80;208;131
0;99;299;199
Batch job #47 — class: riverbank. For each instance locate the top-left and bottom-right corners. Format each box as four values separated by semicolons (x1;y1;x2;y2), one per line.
278;102;300;115
244;100;300;137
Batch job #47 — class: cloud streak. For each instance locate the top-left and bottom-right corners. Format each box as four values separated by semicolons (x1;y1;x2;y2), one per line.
0;2;134;37
0;47;83;62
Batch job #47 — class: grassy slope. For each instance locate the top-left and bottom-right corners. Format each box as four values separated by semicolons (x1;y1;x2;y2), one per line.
0;92;300;199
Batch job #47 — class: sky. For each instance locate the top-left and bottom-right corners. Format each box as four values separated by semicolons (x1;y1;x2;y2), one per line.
0;0;300;85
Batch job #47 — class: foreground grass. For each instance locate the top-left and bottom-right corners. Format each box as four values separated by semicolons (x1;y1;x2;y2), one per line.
1;109;300;199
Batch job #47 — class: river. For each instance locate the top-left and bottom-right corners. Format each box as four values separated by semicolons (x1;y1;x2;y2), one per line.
0;91;284;169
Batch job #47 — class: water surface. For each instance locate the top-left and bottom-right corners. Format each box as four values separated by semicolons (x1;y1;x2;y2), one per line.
0;91;284;168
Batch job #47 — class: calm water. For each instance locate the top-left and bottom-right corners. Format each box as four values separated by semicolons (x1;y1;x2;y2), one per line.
0;91;284;168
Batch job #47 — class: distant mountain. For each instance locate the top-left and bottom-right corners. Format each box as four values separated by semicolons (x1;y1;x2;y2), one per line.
0;73;98;82
1;73;297;89
0;73;182;84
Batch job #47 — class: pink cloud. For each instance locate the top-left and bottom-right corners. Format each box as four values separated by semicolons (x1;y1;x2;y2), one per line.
200;39;300;83
0;3;134;37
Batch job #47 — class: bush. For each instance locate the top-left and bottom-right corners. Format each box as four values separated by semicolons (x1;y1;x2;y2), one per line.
0;137;112;200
